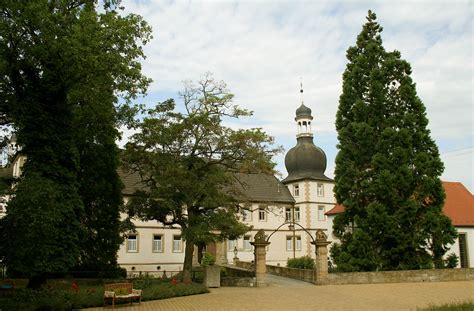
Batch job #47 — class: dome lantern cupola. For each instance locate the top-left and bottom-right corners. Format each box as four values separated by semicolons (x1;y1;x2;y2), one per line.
295;103;313;138
282;94;331;184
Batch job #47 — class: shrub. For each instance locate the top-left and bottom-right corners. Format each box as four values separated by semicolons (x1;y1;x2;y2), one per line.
0;278;208;310
201;252;216;267
444;254;458;269
287;256;315;269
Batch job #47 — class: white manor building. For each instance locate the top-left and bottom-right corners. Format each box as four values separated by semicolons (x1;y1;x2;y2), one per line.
115;102;474;273
1;103;473;273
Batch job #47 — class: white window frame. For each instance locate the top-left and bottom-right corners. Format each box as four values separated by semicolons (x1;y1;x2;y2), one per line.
286;235;302;251
286;236;293;251
294;207;300;222
126;234;138;253
295;236;302;251
241;209;252;222
173;235;183;253
318;205;326;221
258;207;267;221
285;207;292;222
243;235;252;251
317;183;324;197
152;234;163;253
293;184;300;197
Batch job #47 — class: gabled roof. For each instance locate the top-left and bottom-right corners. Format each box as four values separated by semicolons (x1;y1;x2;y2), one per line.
326;203;344;216
326;181;474;227
119;168;294;204
442;181;474;227
232;173;295;204
118;167;146;196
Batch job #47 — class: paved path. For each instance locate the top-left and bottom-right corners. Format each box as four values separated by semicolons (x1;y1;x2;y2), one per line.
91;280;474;311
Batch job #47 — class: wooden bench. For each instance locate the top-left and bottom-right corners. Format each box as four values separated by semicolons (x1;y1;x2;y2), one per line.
103;282;142;308
0;279;14;297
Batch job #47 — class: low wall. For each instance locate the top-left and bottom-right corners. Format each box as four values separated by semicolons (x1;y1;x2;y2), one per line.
327;268;474;285
222;265;255;278
220;264;256;287
266;265;316;283
221;277;257;287
234;261;253;270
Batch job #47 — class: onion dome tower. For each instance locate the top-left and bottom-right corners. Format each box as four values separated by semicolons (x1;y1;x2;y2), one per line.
282;86;330;184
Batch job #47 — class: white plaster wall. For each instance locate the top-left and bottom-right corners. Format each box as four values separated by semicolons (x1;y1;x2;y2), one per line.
445;227;474;268
117;226;185;273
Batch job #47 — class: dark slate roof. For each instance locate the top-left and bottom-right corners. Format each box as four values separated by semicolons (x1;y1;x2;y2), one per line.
282;136;332;184
232;172;295;204
295;103;313;120
118;167;146;195
119;168;294;204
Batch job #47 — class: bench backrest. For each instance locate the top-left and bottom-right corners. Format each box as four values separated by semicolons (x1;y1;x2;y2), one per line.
104;282;132;294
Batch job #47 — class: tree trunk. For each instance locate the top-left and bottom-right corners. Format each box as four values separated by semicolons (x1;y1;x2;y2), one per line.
27;274;47;290
183;240;194;283
197;242;205;264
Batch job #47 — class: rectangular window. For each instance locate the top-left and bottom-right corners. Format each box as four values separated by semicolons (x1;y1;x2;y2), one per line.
285;207;292;222
241;209;252;222
152;234;163;253
294;207;300;222
318;206;326;221
286;236;302;251
296;236;302;251
173;235;183;252
127;234;138;253
228;239;236;251
243;235;251;251
459;233;469;268
293;184;300;197
317;183;324;197
258;207;267;221
286;236;293;251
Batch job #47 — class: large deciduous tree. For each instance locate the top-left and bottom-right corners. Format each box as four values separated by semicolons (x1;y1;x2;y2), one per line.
331;11;456;271
123;74;280;282
0;0;150;287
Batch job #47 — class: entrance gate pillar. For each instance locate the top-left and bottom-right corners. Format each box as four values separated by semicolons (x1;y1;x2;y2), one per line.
311;229;331;285
251;229;270;287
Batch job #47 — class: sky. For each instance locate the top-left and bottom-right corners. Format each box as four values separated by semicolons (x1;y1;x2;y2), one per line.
120;0;473;192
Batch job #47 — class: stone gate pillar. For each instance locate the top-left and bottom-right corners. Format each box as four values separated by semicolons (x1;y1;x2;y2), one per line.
311;229;331;285
251;229;270;287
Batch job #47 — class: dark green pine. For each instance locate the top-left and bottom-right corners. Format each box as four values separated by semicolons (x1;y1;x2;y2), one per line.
331;10;457;271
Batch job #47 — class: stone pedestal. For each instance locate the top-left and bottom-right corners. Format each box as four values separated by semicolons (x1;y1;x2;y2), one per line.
215;240;228;265
311;229;331;285
251;229;270;287
204;265;221;288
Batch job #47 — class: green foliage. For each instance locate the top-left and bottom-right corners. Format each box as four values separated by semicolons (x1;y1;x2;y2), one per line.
123;73;281;281
332;10;457;272
0;1;151;284
0;278;208;310
417;300;474;311
287;256;315;270
201;252;216;267
0;174;83;280
444;254;458;269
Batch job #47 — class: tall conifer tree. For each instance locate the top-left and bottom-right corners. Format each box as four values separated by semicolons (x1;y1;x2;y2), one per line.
331;11;457;271
0;1;150;287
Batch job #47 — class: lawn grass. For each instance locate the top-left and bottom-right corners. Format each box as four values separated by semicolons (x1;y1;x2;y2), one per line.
0;277;209;310
417;300;474;311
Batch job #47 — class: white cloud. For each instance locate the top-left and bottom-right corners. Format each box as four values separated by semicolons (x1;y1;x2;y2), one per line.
120;0;473;192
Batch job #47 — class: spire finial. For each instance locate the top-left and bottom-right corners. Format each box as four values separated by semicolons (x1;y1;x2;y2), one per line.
299;77;304;104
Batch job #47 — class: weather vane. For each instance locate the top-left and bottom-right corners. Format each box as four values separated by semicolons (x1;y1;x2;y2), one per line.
300;77;304;104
